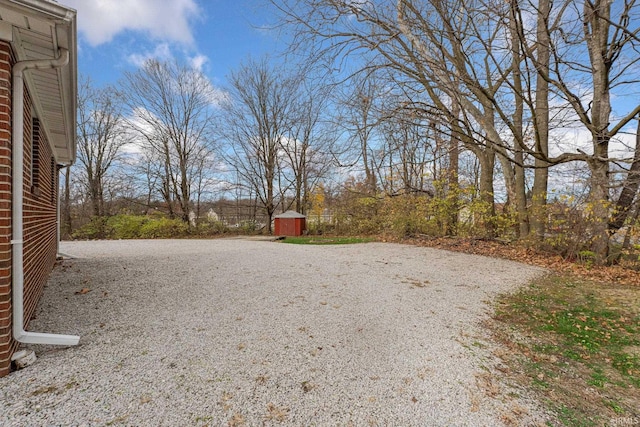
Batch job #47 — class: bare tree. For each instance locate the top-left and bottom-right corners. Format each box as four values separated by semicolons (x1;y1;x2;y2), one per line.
375;93;438;197
76;76;129;217
274;0;522;237
281;80;335;213
336;75;382;195
120;59;217;223
61;166;72;237
610;118;640;231
218;58;289;232
512;0;640;260
276;0;640;258
530;0;551;239
218;58;327;232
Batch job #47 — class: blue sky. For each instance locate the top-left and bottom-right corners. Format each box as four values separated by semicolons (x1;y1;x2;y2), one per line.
62;0;286;88
61;0;637;156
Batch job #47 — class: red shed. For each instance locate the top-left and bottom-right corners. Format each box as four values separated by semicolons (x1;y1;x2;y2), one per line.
274;210;306;236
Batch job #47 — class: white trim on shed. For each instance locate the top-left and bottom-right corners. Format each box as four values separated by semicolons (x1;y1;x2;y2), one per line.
274;210;306;219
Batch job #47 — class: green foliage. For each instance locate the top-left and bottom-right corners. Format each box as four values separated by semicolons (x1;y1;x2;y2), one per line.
306;219;334;235
281;236;374;245
72;214;191;240
72;216;111;240
577;250;597;269
138;217;189;238
234;220;262;234
329;180;517;240
107;215;148;239
378;194;432;237
539;196;617;262
428;182;464;236
492;275;640;424
302;179;637;258
340;196;382;235
458;196;494;237
193;220;228;236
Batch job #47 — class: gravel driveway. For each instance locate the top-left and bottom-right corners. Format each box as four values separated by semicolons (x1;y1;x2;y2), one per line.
0;239;550;426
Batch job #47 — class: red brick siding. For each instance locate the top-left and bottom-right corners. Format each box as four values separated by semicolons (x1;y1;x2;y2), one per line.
0;41;13;377
23;102;58;334
0;40;60;377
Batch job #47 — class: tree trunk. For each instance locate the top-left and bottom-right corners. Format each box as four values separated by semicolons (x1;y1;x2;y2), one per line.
447;107;460;236
584;0;613;263
531;0;551;240
180;167;190;224
622;203;640;250
295;177;302;213
510;2;529;239
91;182;101;217
62;166;72;238
610;118;640;231
588;156;610;263
266;159;275;234
478;150;497;239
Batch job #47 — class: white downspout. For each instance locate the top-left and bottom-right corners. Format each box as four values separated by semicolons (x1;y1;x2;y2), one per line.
12;49;79;346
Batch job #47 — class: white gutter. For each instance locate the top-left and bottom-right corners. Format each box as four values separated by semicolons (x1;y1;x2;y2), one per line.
12;49;79;346
7;0;74;21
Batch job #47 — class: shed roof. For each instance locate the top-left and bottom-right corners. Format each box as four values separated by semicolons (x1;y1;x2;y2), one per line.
0;0;77;164
274;210;306;219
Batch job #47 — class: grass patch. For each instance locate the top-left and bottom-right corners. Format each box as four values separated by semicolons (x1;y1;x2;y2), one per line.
490;274;640;426
280;236;375;245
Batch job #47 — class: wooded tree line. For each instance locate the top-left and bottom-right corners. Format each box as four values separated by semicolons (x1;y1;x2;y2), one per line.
66;59;335;235
65;0;639;264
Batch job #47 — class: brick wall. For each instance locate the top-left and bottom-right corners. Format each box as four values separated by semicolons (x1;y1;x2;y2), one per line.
0;41;60;377
0;41;13;377
23;107;59;334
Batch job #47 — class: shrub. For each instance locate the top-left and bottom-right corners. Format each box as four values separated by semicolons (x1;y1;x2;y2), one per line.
106;215;148;239
72;214;192;240
72;216;111;240
379;194;432;238
194;220;228;236
539;197;598;260
138;217;189;238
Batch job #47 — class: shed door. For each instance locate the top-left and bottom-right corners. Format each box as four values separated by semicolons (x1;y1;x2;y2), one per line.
281;219;296;236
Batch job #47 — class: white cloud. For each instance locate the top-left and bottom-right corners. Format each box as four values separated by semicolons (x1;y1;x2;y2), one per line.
127;43;174;67
64;0;201;46
189;54;209;72
202;81;229;108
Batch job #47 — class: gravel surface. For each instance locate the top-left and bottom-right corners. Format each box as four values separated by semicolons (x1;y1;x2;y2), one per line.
0;239;551;426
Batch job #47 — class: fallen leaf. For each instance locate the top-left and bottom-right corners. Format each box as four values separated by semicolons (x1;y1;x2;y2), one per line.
75;288;91;295
265;403;289;422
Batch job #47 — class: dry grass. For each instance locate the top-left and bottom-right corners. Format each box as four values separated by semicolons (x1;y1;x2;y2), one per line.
402;236;639;425
406;236;640;287
264;403;289;423
227;413;246;427
489;275;640;426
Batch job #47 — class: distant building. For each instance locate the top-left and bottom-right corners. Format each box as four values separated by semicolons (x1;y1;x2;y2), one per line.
274;210;306;236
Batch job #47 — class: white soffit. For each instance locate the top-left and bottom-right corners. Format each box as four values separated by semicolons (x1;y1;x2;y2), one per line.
0;0;77;165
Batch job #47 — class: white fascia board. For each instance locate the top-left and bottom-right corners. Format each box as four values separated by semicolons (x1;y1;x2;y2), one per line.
0;21;13;42
6;0;76;23
4;0;77;165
